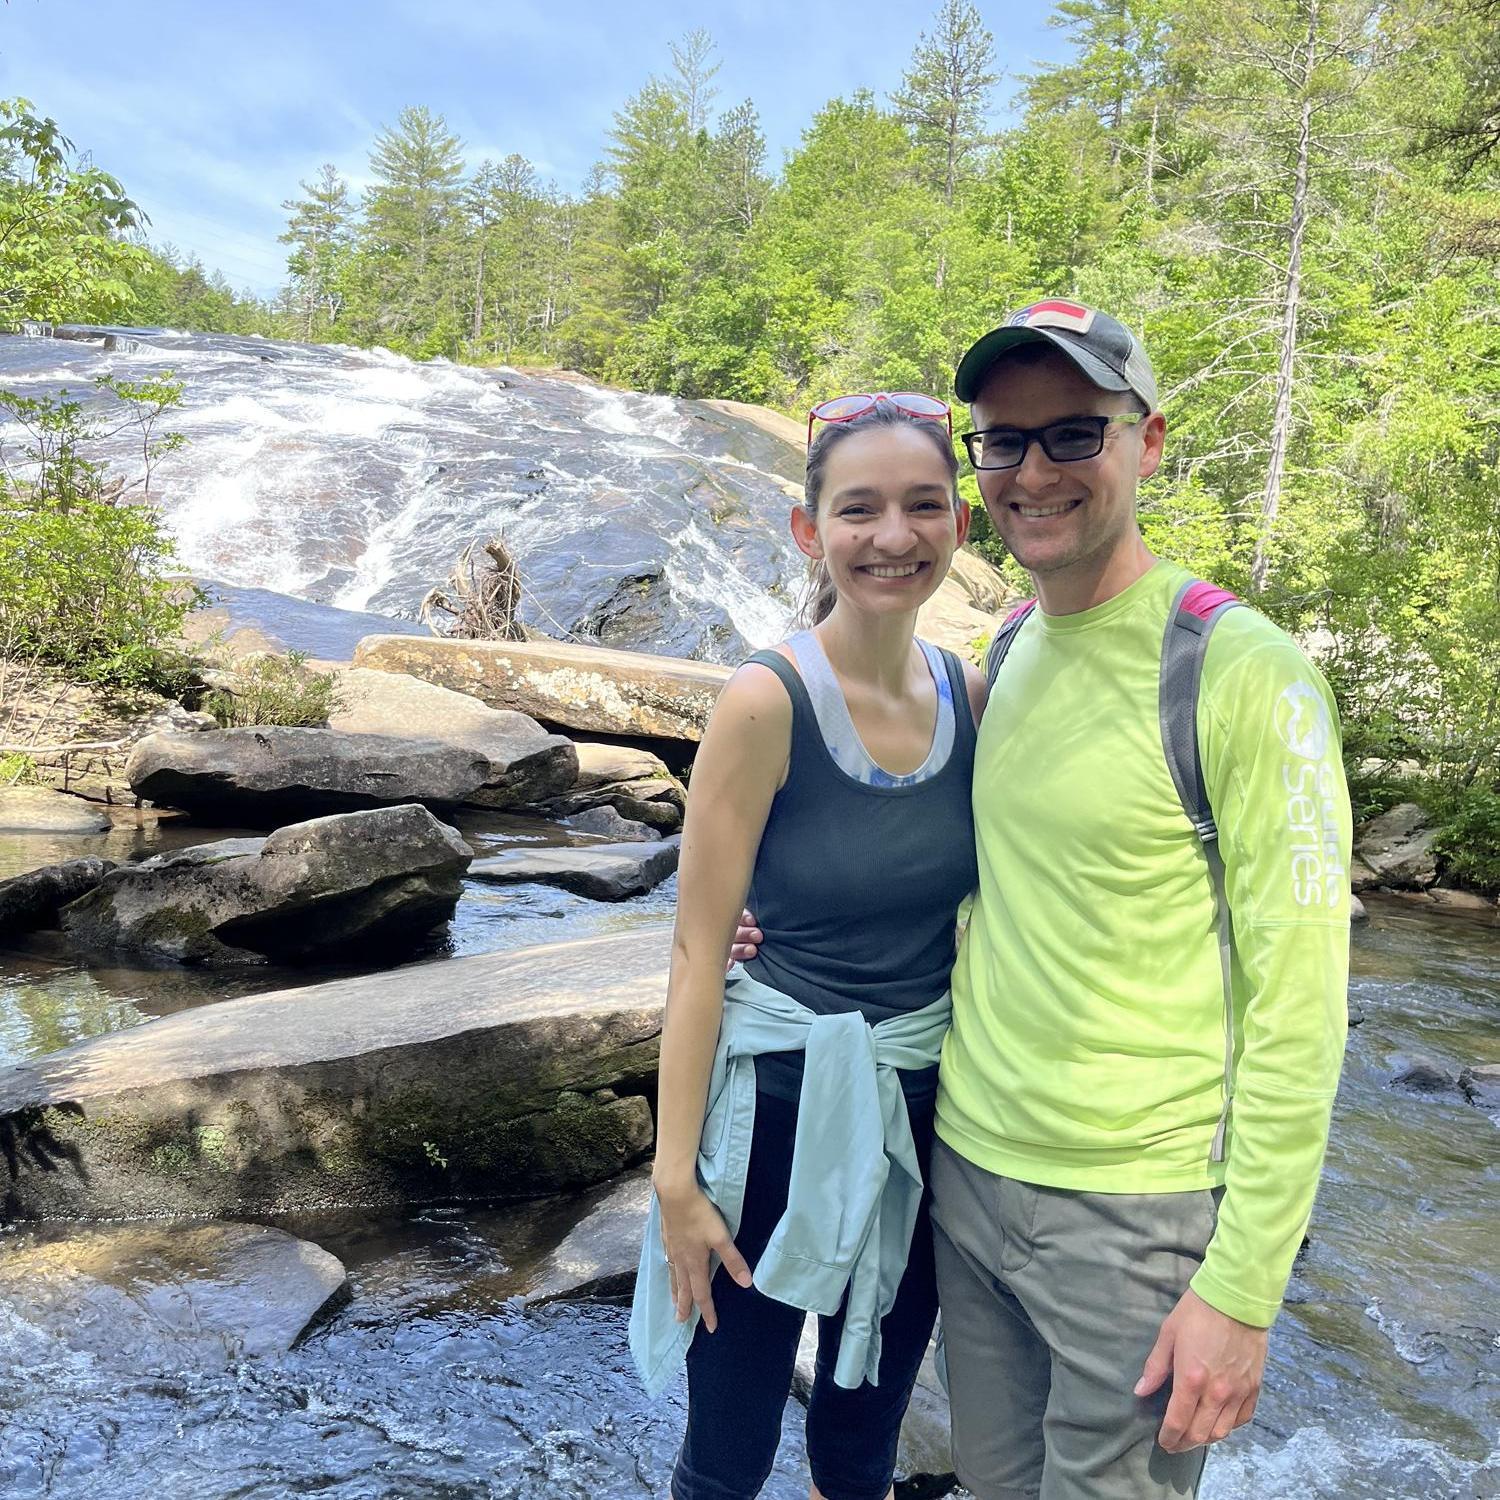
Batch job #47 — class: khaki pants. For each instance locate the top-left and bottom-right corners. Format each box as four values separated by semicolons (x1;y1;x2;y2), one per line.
930;1138;1217;1500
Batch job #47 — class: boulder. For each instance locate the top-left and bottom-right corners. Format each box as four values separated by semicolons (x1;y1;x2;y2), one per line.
0;857;116;936
353;634;731;741
325;666;578;809
0;786;110;834
126;725;491;822
542;773;686;833
572;740;677;792
1350;893;1368;923
1349;855;1379;893
1389;1060;1461;1096
0;1221;347;1370
521;1170;653;1305
541;744;687;832
1458;1063;1500;1112
1356;803;1438;890
562;806;656;842
470;838;680;901
60;803;471;964
0;926;672;1220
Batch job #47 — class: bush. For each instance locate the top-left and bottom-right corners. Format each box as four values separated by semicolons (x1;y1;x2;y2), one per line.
202;652;343;728
1432;784;1500;896
0;375;202;692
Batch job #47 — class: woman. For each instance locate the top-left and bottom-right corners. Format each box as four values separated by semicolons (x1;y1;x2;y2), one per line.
630;393;986;1500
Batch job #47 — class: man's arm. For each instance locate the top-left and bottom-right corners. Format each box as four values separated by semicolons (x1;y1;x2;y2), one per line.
1139;635;1351;1451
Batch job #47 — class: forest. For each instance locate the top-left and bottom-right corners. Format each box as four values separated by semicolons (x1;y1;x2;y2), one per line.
3;0;1499;878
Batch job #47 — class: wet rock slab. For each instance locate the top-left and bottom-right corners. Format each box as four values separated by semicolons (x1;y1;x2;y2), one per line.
0;1220;347;1369
0;787;110;834
354;634;731;741
470;837;680;901
0;925;672;1221
1355;802;1438;889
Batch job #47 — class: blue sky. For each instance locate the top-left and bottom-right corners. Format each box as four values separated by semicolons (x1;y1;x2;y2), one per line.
3;0;1068;298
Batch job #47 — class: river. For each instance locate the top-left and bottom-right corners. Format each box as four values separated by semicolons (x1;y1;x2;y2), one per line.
1;856;1494;1498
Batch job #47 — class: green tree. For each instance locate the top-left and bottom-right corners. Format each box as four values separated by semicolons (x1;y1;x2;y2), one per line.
0;98;151;326
280;164;354;339
890;0;1000;205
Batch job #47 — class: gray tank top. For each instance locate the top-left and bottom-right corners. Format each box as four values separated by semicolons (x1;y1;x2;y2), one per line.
742;640;979;1101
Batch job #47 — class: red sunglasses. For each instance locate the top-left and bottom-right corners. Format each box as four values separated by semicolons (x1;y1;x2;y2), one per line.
806;391;953;448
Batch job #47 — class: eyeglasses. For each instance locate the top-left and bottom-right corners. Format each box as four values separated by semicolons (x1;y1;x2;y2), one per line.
807;392;953;448
960;413;1145;471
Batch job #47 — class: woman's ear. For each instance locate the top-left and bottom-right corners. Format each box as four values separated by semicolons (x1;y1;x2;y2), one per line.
954;498;972;549
790;504;823;563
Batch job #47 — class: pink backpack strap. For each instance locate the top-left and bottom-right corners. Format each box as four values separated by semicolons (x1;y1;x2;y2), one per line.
985;598;1037;688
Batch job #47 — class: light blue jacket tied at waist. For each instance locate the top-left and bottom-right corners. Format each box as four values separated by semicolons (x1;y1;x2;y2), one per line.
629;967;952;1397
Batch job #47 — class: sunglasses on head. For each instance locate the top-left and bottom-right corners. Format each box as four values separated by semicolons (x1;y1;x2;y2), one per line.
806;392;953;448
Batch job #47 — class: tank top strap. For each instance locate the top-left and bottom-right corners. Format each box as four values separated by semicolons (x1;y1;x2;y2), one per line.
743;649;814;723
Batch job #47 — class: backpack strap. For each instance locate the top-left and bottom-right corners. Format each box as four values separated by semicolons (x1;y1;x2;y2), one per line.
1159;579;1242;1162
984;599;1037;690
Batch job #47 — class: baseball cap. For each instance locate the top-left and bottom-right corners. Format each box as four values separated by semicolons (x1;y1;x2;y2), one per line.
954;299;1158;410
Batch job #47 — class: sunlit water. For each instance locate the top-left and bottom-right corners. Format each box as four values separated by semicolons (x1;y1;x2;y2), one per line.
0;329;806;661
0;871;1493;1498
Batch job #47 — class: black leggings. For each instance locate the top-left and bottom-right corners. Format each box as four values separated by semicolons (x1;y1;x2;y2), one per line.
671;1087;939;1500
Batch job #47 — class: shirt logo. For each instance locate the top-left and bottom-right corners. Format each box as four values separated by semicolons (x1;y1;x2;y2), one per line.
1010;299;1096;334
1275;682;1331;761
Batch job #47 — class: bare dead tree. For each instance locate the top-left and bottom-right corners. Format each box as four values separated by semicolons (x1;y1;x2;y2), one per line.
421;535;528;641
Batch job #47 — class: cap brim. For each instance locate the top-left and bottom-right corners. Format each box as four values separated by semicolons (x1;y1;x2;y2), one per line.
954;326;1135;404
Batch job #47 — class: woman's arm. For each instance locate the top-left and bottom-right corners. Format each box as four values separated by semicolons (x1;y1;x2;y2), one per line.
961;658;989;729
654;662;790;1331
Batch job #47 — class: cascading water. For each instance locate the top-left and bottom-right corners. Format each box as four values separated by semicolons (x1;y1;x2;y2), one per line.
0;328;809;661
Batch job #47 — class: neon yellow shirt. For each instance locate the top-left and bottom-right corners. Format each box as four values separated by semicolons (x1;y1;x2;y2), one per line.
937;561;1351;1327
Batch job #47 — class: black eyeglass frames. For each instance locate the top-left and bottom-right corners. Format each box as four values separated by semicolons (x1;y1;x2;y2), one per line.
960;413;1145;471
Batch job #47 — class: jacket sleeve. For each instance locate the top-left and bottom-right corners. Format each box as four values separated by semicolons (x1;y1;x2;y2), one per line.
1190;634;1352;1326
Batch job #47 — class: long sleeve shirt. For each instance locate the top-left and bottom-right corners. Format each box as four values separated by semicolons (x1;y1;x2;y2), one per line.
937;561;1351;1327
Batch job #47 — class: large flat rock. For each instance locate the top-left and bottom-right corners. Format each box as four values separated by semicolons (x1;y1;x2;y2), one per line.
326;666;578;809
0;787;110;834
126;726;491;823
470;838;680;901
0;926;672;1221
354;634;731;741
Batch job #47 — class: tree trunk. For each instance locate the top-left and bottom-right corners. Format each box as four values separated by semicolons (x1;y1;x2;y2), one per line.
1252;9;1316;594
471;242;485;344
1145;98;1159;205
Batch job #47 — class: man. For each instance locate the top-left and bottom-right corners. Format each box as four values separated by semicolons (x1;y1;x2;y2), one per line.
736;301;1350;1498
930;301;1350;1498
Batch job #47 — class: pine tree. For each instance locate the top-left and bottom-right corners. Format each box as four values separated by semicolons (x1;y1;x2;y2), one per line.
890;0;999;205
279;164;354;339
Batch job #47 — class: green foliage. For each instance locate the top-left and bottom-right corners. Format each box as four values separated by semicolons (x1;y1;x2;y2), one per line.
0;376;201;691
0;751;39;785
201;651;343;728
1432;785;1500;895
0;98;152;325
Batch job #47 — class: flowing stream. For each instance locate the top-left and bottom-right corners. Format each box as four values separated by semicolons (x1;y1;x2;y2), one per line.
0;870;1494;1499
0;328;808;661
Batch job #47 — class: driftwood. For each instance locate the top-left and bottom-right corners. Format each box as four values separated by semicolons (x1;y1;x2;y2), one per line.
420;535;528;641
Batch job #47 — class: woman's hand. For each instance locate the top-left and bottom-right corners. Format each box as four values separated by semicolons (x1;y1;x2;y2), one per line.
655;1177;753;1332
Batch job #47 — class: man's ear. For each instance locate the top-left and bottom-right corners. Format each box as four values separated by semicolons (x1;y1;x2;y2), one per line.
1138;411;1167;481
954;498;972;549
790;504;823;562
